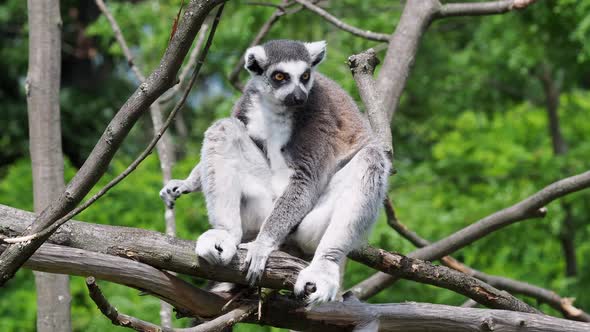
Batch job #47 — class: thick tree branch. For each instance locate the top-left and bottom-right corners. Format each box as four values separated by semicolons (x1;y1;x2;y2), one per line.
159;21;210;105
0;206;539;314
437;0;537;18
348;49;393;157
375;0;440;130
3;206;589;331
258;295;590;332
3;242;227;318
293;0;390;42
351;170;590;299
349;247;540;314
0;0;226;286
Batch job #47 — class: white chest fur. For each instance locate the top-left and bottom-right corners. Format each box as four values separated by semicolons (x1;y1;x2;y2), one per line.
246;96;294;197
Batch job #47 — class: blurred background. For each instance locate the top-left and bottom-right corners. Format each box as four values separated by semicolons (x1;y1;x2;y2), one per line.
1;0;589;331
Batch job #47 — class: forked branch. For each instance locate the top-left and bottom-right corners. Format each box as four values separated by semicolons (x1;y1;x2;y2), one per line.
351;170;590;299
383;198;590;322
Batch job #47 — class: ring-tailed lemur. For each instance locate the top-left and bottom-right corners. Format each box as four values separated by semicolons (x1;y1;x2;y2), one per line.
160;40;390;305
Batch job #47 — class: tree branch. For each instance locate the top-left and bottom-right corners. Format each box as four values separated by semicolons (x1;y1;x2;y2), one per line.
351;170;590;299
350;246;540;314
0;0;226;286
293;0;390;42
382;198;590;322
3;242;227;318
94;0;184;324
86;277;256;332
86;276;169;332
258;294;590;332
3;206;589;331
437;0;537;18
159;21;210;105
348;49;393;159
0;205;539;314
409;170;589;260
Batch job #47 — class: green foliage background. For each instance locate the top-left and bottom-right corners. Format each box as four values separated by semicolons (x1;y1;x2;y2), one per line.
0;0;589;331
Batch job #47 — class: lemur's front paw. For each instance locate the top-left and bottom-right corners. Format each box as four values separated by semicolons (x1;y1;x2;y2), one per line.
195;229;238;265
242;241;276;285
159;179;190;208
294;260;340;306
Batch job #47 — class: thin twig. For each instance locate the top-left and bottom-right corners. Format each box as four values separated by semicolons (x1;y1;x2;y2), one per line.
95;0;144;81
437;0;537;18
86;276;173;332
293;0;390;42
1;3;226;245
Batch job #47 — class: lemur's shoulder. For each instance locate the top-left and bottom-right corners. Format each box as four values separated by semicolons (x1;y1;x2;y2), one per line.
299;73;373;153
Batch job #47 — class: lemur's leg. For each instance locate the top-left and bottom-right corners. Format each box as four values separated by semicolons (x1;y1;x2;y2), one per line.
293;144;390;305
197;118;272;265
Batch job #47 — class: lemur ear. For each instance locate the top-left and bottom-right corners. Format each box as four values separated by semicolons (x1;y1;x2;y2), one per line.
244;45;267;75
305;41;327;67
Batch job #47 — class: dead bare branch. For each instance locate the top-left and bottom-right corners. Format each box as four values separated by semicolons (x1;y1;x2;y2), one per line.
293;0;390;42
86;276;169;332
348;49;393;158
3;242;227;318
86;276;255;332
159;22;210;105
350;246;540;314
437;0;538;18
382;197;590;322
4;206;589;331
351;170;590;299
0;205;539;314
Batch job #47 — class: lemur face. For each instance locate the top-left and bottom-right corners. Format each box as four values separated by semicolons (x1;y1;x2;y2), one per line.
244;40;326;108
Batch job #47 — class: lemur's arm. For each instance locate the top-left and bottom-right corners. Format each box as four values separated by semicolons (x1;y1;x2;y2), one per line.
159;163;202;208
244;144;333;284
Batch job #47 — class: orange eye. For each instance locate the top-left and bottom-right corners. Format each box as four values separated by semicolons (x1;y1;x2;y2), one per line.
274;73;285;81
301;72;310;80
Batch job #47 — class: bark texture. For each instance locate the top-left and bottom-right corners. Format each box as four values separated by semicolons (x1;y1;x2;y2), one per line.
26;0;71;330
1;215;589;332
0;205;544;314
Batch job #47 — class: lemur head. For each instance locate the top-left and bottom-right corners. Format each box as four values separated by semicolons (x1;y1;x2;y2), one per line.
244;40;326;108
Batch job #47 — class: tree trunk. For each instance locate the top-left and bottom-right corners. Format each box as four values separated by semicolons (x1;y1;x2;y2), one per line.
26;0;72;331
149;106;177;327
540;64;577;277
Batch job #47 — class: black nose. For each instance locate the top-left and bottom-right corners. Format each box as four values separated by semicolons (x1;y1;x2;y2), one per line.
285;88;307;106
